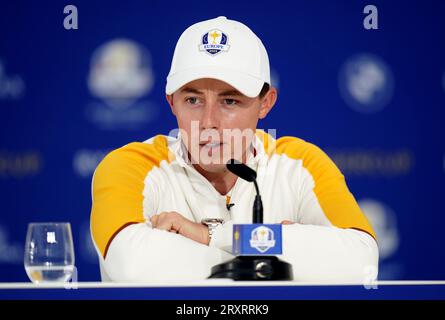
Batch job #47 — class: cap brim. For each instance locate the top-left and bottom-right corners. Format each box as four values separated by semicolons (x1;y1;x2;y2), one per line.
166;66;264;98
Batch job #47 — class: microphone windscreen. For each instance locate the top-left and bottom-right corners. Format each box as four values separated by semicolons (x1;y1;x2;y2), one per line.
226;159;257;182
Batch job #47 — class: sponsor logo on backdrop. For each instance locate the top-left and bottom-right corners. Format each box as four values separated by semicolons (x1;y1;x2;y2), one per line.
0;60;25;100
328;149;414;177
359;198;402;279
339;54;394;113
0;150;42;179
86;39;158;129
73;149;109;178
0;224;23;264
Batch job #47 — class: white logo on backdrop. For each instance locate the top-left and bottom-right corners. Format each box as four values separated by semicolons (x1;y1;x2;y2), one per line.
339;54;394;113
85;39;158;129
73;149;109;178
359;198;399;260
0;60;25;100
359;198;403;279
0;224;23;264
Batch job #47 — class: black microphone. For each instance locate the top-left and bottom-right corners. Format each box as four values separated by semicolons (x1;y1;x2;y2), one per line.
207;159;293;281
226;159;262;223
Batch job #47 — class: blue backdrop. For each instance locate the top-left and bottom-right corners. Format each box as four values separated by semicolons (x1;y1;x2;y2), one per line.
0;0;444;282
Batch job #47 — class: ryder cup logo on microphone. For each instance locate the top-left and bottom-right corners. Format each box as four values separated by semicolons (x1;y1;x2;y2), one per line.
233;224;282;255
199;29;230;55
250;226;276;253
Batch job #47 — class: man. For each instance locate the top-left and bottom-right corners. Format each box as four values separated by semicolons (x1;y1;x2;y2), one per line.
90;16;378;283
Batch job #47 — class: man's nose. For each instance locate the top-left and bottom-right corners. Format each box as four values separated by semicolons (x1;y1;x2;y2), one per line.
200;101;220;130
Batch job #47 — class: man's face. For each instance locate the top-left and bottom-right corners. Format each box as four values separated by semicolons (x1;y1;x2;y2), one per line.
166;78;275;173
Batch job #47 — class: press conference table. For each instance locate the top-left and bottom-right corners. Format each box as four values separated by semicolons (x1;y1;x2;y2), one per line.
1;280;445;299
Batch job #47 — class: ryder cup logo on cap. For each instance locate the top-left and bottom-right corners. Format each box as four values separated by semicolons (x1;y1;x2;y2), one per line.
166;16;271;98
249;226;276;253
199;29;230;55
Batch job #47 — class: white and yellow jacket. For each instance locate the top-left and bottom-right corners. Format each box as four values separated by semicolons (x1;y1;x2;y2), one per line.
90;131;378;283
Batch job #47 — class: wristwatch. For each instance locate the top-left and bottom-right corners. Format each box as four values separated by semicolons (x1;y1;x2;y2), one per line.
201;218;224;241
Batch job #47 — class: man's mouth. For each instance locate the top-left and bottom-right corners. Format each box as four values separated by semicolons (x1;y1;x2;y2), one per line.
200;141;223;148
199;141;226;156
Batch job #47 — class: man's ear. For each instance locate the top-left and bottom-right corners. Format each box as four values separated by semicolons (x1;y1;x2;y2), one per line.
166;94;176;116
258;87;277;119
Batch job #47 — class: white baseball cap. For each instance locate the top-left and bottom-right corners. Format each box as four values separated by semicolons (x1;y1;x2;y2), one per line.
166;16;270;98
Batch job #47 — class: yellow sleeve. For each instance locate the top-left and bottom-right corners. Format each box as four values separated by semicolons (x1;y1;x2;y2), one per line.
275;136;376;240
90;136;170;258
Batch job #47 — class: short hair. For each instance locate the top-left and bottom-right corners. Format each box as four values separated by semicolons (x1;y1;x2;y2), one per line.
258;83;270;99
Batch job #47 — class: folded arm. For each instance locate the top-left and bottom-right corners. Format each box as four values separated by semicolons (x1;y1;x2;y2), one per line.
104;222;233;283
90;142;233;282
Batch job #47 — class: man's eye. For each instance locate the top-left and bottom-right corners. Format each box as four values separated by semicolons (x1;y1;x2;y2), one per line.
185;97;200;105
224;99;238;105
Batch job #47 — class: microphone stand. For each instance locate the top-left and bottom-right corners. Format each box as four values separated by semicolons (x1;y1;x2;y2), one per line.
208;160;293;281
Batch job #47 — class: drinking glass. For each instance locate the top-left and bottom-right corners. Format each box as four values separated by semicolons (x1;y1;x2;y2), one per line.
24;222;75;283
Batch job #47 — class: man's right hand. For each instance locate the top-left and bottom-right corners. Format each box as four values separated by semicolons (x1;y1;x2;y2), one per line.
150;211;210;245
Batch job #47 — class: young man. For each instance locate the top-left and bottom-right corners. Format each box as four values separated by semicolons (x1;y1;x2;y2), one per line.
90;16;378;283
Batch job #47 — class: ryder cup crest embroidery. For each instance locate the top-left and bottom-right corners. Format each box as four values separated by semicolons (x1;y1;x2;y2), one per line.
199;29;230;55
249;226;276;253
